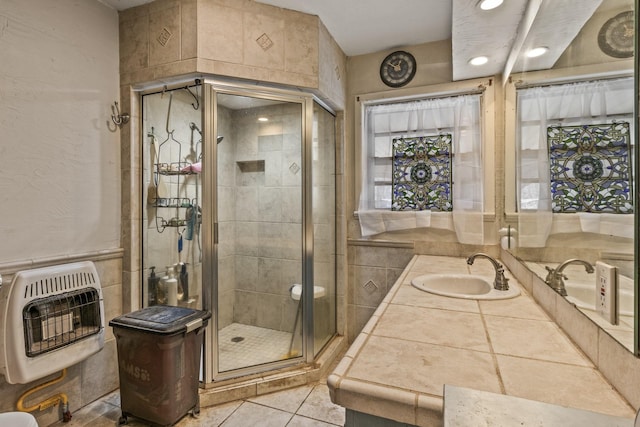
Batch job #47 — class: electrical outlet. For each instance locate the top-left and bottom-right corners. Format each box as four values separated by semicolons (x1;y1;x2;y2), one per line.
595;261;617;324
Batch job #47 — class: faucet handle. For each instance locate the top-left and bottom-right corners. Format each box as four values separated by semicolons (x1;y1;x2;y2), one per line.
544;267;555;284
494;270;510;291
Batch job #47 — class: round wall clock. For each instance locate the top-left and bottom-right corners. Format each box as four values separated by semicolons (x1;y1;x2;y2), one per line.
598;11;634;58
380;51;417;88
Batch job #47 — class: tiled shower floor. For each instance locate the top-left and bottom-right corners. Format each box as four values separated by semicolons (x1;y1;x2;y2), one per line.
218;323;299;371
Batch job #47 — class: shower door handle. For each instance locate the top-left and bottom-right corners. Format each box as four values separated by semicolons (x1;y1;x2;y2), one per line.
214;222;218;245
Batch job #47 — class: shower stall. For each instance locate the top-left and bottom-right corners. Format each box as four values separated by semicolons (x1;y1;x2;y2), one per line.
140;80;337;382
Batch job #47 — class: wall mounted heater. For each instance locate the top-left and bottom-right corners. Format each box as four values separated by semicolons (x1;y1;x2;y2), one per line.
0;261;105;384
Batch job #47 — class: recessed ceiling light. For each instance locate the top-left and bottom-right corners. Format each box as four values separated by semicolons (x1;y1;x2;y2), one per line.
526;46;549;58
478;0;504;10
469;56;488;66
258;117;269;122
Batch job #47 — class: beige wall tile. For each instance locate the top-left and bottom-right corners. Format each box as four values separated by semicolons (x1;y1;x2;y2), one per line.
284;17;318;76
531;275;557;317
148;5;182;66
81;340;119;406
554;296;599;364
353;265;387;308
318;21;347;110
181;0;197;59
119;14;149;73
243;12;285;70
598;331;640;409
198;2;244;63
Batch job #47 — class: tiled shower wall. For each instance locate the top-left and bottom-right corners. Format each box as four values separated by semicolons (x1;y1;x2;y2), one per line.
217;103;303;333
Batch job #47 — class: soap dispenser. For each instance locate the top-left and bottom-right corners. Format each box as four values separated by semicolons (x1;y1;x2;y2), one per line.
179;262;189;301
147;266;161;306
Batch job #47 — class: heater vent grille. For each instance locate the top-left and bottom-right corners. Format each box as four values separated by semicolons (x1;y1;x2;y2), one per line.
23;288;102;357
0;261;105;384
22;271;97;299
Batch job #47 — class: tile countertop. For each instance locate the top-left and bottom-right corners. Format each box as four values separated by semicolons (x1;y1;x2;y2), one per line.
443;385;634;427
327;255;635;427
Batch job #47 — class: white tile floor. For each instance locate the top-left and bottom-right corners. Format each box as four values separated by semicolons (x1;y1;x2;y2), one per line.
51;322;343;427
52;380;344;427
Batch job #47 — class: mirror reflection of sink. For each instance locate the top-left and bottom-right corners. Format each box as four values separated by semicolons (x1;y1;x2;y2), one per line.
411;274;521;300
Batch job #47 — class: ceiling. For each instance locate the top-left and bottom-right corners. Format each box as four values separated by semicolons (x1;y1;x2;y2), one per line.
100;0;603;81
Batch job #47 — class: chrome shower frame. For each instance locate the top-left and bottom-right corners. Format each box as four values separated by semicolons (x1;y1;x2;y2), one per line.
200;79;334;383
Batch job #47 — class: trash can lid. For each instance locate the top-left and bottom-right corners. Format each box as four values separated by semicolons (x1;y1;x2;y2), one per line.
109;305;211;335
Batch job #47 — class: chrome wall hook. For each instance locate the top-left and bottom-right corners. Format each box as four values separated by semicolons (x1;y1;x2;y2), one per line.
110;101;130;129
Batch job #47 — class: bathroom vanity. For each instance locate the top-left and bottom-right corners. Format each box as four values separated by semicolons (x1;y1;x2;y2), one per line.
443;385;633;426
328;255;635;426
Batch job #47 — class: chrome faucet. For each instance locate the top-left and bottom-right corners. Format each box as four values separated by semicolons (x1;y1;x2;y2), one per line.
545;259;594;296
466;253;510;291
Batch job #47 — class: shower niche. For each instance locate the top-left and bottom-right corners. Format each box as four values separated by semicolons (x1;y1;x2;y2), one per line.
141;80;337;382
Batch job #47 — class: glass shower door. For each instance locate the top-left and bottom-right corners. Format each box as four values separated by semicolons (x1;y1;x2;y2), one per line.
312;102;336;356
141;85;204;312
214;91;305;373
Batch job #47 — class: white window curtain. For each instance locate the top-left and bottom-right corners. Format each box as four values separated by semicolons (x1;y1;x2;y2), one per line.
516;77;634;247
358;94;484;244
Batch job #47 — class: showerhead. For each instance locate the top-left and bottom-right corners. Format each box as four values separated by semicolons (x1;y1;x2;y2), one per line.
190;122;223;144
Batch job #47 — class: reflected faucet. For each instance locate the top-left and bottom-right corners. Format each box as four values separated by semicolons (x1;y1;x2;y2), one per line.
545;259;594;296
466;253;510;291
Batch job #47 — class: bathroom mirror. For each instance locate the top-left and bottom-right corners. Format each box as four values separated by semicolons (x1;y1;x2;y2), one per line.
503;0;636;353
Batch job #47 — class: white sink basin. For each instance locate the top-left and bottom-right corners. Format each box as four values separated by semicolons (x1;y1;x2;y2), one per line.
411;274;521;300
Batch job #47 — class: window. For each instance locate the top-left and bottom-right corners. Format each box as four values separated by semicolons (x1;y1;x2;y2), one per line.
514;77;635;246
547;122;632;213
360;94;483;211
392;134;453;211
516;78;634;213
357;92;485;243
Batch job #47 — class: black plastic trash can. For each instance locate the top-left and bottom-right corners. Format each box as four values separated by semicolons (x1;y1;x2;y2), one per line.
109;305;211;427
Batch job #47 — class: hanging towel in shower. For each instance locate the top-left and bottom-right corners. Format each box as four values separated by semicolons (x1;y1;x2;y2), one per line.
180;162;202;173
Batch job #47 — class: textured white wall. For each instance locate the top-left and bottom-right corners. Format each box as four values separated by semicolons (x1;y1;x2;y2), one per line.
0;0;121;262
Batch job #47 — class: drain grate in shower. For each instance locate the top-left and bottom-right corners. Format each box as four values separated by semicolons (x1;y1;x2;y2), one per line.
231;336;244;343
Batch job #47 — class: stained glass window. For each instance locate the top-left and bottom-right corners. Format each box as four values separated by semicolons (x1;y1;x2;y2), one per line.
547;122;633;213
392;135;453;211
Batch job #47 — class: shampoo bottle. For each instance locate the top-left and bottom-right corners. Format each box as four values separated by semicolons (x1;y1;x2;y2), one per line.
161;266;178;306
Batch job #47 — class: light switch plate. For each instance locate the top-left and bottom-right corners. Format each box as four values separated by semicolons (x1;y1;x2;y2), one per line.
595;261;617;325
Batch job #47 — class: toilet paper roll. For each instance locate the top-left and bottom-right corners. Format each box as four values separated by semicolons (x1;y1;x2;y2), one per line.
166;278;178;305
500;236;516;250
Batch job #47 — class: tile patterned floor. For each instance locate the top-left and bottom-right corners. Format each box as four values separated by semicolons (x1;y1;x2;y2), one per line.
52;381;344;427
218;323;299;371
51;323;342;426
